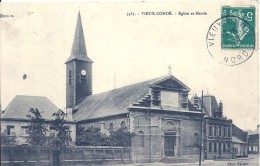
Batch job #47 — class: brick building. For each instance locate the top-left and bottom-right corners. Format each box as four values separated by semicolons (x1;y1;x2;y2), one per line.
232;124;248;157
1;96;77;145
248;125;259;154
190;94;233;159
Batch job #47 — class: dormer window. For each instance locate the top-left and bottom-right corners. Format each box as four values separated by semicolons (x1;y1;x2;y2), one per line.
161;91;179;107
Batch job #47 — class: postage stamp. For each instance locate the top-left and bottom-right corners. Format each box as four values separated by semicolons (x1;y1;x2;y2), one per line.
206;6;256;66
221;7;255;49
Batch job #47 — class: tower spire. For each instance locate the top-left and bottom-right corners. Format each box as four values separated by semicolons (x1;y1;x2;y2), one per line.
65;11;93;63
66;12;93;109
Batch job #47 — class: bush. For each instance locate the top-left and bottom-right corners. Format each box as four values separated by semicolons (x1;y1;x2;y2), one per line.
76;126;135;147
108;127;135;146
76;126;109;146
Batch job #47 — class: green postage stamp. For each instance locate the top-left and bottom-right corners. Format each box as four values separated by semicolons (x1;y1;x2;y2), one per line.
221;7;255;49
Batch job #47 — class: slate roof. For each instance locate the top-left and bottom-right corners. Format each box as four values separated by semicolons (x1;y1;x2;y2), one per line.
65;11;93;63
73;75;190;121
2;95;73;121
232;136;246;144
250;126;259;135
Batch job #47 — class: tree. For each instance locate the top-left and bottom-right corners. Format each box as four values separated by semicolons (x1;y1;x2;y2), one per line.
50;109;72;146
26;108;48;146
76;126;109;146
1;131;16;146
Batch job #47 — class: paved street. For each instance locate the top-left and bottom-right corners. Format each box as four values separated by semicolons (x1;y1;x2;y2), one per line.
110;155;259;166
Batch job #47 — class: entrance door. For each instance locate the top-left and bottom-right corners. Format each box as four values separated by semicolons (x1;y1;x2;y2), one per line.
164;133;175;156
53;150;60;166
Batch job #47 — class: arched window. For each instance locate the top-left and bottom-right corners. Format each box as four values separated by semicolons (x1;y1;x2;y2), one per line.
121;121;126;129
138;131;144;147
194;133;199;146
162;120;176;131
109;122;114;132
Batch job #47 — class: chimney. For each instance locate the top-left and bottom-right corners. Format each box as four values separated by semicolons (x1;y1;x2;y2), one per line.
219;100;223;112
66;108;73;119
194;94;199;109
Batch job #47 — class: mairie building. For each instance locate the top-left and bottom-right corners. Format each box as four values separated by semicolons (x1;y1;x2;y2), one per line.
1;12;248;163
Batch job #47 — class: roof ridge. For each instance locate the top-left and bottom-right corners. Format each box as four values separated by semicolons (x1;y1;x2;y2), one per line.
85;75;168;97
16;95;48;98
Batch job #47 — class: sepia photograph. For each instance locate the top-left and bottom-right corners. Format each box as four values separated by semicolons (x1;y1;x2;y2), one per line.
0;1;259;166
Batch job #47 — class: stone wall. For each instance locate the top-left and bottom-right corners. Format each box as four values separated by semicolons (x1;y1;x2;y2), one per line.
1;145;131;166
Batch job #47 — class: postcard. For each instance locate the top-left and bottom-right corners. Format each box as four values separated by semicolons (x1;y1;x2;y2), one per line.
0;1;258;166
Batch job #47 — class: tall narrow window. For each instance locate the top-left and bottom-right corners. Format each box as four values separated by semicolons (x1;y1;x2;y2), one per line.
219;125;222;137
227;142;230;152
209;125;213;136
194;133;199;146
80;74;87;84
109;122;115;132
121;121;126;129
69;70;72;85
7;126;14;136
223;126;226;137
209;142;212;152
223;143;226;152
214;125;217;136
214;142;217;152
227;127;231;137
138;131;145;147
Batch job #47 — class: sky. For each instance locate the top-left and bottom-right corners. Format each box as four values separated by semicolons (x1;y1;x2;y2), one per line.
1;2;259;131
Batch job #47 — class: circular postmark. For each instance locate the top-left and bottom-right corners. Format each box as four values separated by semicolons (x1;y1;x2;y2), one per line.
206;16;255;66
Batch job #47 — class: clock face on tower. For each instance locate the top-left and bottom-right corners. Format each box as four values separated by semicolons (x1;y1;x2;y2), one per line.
81;70;86;76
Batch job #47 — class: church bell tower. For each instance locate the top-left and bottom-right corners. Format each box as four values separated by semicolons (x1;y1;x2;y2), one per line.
65;11;93;109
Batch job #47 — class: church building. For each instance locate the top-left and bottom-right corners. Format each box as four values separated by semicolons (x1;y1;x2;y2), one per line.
66;12;203;163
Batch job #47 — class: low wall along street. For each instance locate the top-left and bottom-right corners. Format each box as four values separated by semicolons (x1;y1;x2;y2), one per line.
1;145;132;166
